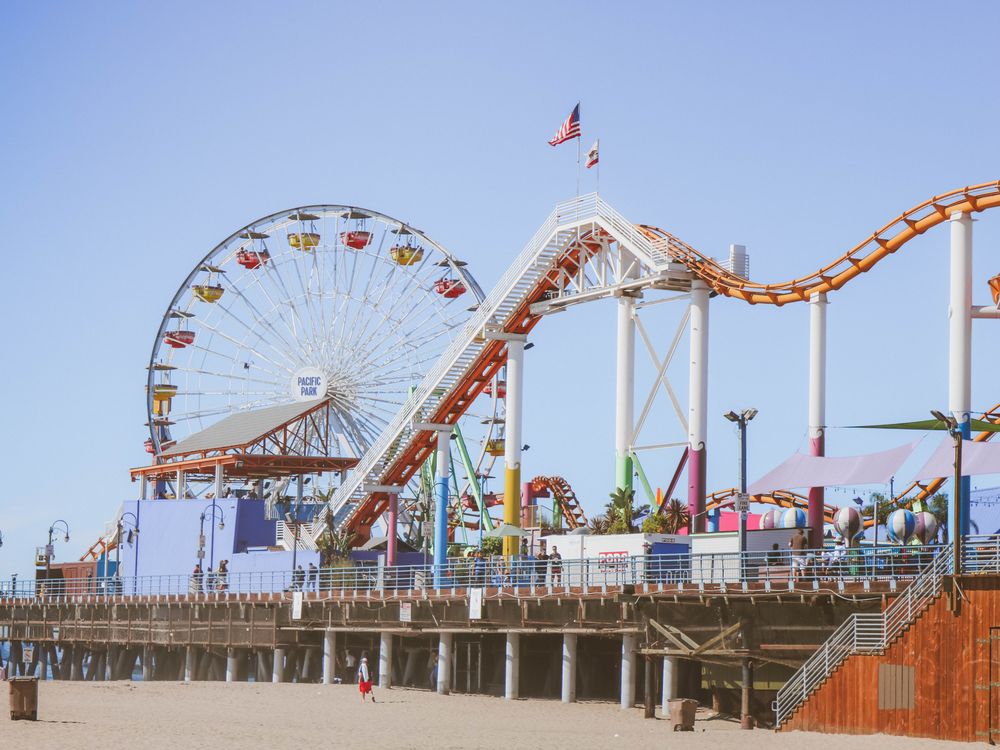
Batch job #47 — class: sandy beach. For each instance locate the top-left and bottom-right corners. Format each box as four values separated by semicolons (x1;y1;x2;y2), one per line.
0;681;969;749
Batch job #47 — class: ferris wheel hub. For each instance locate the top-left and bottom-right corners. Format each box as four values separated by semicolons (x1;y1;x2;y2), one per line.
291;366;328;401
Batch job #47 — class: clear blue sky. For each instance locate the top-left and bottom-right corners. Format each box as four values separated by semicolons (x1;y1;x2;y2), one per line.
2;1;1000;576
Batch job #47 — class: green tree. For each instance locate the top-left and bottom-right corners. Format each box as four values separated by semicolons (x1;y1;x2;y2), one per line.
605;488;650;534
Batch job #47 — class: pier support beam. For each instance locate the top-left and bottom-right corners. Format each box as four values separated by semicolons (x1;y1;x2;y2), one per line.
379;632;393;689
687;280;710;533
226;649;239;683
950;210;973;538
561;634;577;703
807;292;828;549
621;634;636;709
184;646;195;682
273;647;286;683
322;630;336;685
436;633;452;695
661;656;678;713
505;633;520;700
142;646;153;681
741;658;754;729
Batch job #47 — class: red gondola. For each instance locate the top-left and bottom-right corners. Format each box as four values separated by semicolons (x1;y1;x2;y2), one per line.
144;438;155;454
484;380;506;399
164;330;196;348
434;278;466;299
237;249;270;269
340;231;372;250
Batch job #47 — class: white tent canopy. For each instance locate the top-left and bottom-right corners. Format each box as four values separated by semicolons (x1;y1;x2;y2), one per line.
747;441;918;496
913;437;1000;480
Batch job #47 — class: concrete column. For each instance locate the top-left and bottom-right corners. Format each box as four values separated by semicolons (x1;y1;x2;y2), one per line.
807;292;828;549
379;632;393;688
615;295;636;494
184;646;195;682
176;469;186;500
433;429;451;588
561;634;577;703
226;648;239;683
661;655;679;713
621;634;636;709
322;630;336;685
214;462;224;500
950;211;973;536
436;633;452;695
687;280;709;533
273;647;286;683
386;493;398;567
139;474;148;501
142;645;153;681
505;632;520;700
503;338;526;558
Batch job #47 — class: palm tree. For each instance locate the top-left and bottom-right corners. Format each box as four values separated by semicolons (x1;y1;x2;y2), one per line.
661;499;690;534
606;488;650;534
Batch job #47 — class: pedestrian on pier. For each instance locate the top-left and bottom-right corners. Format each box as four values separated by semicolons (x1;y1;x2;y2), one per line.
535;545;549;587
358;656;375;702
550;545;562;585
789;529;808;580
307;562;318;591
189;564;203;595
292;565;305;591
216;560;229;591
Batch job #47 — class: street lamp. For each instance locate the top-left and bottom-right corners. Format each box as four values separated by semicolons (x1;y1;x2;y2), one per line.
724;409;758;576
931;409;963;576
198;502;225;572
115;512;140;595
45;520;71;586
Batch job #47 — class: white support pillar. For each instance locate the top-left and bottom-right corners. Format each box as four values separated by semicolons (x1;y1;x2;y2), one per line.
687;280;710;532
503;338;526;558
807;292;828;549
184;646;195;682
272;647;286;683
322;630;336;685
561;634;577;703
436;633;452;695
379;632;393;689
142;645;153;681
214;462;224;500
139;474;148;501
505;632;520;700
621;634;636;709
226;648;238;683
615;295;636;493
176;470;186;501
661;655;678;713
950;211;974;536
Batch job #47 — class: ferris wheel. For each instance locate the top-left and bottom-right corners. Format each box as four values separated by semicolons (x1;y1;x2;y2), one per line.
145;205;485;459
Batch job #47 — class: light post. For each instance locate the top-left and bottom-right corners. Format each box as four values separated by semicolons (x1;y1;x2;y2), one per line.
198;503;225;572
115;512;140;595
724;409;758;578
931;409;963;576
45;520;71;588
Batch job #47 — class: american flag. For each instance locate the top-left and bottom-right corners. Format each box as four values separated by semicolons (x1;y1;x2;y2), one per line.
548;103;581;146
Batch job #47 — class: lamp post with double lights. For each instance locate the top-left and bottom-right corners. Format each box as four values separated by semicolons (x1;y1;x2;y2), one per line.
198;502;225;573
115;512;140;594
931;409;963;576
723;408;758;575
44;520;71;588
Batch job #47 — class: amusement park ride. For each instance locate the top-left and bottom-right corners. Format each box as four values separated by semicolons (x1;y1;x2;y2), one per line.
83;181;1000;569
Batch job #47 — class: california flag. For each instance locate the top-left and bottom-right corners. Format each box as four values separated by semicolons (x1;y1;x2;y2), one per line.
586;139;599;168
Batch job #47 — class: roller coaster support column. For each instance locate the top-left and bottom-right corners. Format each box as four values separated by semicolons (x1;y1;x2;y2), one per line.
419;425;453;588
688;280;710;533
950;211;973;536
808;292;828;549
616;293;636;494
366;484;404;567
495;333;528;558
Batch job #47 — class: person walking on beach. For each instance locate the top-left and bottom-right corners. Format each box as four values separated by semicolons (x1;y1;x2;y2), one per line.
358;656;375;702
344;650;356;684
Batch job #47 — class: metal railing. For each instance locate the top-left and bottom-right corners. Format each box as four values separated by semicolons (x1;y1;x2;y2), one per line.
774;533;1000;728
0;544;939;603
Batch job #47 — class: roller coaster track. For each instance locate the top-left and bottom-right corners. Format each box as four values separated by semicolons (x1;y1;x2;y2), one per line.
315;181;1000;543
641;180;1000;305
532;475;589;529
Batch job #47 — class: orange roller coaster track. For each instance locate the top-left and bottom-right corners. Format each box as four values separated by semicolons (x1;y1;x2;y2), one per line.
641;180;1000;305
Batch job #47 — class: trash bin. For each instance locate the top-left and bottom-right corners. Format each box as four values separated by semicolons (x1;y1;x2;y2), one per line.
9;676;38;721
668;697;697;731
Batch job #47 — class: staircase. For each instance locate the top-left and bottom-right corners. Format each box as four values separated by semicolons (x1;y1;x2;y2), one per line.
775;547;954;727
309;194;677;545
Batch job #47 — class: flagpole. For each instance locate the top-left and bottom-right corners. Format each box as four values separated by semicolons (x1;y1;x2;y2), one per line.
576;136;581;199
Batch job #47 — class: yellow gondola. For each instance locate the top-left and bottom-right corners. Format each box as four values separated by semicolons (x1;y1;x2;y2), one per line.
390;245;425;266
486;438;506;457
192;284;225;303
288;232;321;250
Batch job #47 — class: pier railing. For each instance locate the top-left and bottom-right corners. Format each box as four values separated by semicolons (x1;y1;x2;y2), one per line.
774;533;1000;728
0;543;943;602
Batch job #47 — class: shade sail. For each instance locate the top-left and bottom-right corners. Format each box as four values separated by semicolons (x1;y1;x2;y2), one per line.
913;437;1000;480
747;442;918;495
848;418;1000;433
